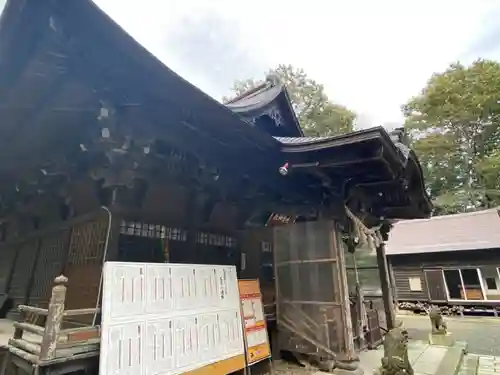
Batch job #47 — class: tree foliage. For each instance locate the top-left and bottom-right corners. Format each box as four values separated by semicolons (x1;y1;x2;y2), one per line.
403;59;500;214
225;64;356;137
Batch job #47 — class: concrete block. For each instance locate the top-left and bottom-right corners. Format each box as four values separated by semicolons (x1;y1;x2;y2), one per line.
333;367;364;375
429;333;456;347
434;346;465;375
456;355;478;375
413;346;448;375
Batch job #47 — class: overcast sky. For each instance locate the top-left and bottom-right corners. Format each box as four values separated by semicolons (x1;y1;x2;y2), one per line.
3;0;500;129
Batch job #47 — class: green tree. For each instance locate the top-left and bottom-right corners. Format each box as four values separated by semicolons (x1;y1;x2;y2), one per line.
225;64;356;137
403;59;500;213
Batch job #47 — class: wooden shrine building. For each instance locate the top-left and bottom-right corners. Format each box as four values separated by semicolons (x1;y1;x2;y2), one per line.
386;208;500;314
0;0;432;372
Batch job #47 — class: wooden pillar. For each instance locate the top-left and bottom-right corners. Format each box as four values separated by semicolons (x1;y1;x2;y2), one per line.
40;275;68;361
332;222;365;375
376;243;396;330
334;224;356;359
387;259;398;304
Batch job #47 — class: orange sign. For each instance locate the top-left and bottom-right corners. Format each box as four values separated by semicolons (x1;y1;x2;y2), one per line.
238;279;271;365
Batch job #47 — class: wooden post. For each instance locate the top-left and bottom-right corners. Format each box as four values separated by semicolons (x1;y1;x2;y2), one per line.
387;260;398;307
334;225;356;359
40;275;68;361
376;244;396;330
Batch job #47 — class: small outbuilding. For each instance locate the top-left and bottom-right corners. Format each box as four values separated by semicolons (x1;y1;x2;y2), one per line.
386;208;500;313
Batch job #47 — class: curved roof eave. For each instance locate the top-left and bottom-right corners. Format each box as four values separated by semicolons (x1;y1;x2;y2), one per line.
275;127;433;219
226;82;304;137
275;126;404;163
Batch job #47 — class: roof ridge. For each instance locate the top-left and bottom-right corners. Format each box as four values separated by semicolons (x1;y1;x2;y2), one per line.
393;207;500;225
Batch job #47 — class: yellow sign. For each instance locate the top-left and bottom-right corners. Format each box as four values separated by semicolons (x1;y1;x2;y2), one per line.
184;354;246;375
238;279;272;365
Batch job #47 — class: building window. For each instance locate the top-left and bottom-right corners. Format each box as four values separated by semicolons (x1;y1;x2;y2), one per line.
443;269;463;299
443;268;485;301
166;227;187;241
486;277;497;290
408;277;422;292
477;266;500;300
120;220;166;239
196;232;236;248
461;269;484;300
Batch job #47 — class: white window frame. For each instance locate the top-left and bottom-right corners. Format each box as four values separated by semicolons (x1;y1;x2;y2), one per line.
476;266;500;301
442;267;487;302
475;268;487;299
496;267;500;290
483;274;498;290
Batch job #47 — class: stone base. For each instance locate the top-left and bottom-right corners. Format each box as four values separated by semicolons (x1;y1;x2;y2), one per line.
334;366;364;375
334;359;364;375
428;332;455;347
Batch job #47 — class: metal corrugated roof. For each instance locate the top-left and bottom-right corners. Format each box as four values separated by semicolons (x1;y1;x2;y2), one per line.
385;208;500;255
274;136;336;144
226;84;282;112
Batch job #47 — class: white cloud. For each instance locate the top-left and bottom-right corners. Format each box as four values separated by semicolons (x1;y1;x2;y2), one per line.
92;0;500;128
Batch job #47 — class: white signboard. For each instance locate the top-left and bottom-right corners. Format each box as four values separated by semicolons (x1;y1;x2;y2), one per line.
99;262;245;375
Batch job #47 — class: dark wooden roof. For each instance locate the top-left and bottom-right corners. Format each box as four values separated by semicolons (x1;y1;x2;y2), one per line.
0;0;431;222
0;0;279;180
275;127;432;220
226;79;304;137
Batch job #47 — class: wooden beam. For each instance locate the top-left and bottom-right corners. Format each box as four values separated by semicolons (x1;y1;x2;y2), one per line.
333;223;357;361
376;243;396;330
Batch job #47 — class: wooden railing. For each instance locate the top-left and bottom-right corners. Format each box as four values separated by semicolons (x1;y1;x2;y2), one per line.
0;275;100;375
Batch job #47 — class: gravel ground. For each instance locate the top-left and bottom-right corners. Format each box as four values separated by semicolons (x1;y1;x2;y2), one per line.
399;314;500;356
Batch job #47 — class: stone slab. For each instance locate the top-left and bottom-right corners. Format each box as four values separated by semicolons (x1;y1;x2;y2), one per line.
434;346;465;375
358;347;385;375
333;367;364;375
454;341;469;355
413;345;449;375
457;355;479;375
358;340;466;375
429;333;456;347
476;355;500;375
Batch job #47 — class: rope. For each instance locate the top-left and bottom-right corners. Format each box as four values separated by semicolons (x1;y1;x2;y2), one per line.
344;205;384;250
